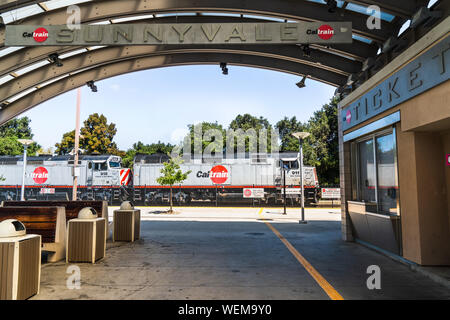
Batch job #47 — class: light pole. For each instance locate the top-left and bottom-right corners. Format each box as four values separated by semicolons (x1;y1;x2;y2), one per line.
292;132;310;224
72;88;81;201
18;139;34;201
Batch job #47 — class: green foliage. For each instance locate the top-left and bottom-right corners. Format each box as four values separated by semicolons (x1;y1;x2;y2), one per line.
275;97;340;186
156;156;191;212
275;116;307;152
188;122;226;154
54;130;75;155
187;115;274;154
0;117;41;156
229;114;274;152
156;156;191;187
55;113;124;156
122;141;174;168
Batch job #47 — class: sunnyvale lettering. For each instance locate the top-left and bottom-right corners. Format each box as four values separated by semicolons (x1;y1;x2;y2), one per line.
54;24;323;43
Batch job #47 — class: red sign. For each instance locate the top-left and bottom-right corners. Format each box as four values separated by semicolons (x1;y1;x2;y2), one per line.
346;109;352;124
33;28;48;43
446;154;450;166
318;25;334;40
210;165;228;184
32;167;48;184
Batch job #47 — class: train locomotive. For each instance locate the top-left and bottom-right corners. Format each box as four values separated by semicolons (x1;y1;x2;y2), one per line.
0;152;319;206
0;154;131;202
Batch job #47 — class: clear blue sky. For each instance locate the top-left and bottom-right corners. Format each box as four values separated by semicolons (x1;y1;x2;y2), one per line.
22;65;336;151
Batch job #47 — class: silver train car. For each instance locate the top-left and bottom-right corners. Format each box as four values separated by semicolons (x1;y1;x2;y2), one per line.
0;153;319;206
0;155;131;202
132;153;319;205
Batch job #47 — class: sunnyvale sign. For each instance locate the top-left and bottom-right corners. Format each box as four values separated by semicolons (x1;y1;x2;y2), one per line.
5;22;352;46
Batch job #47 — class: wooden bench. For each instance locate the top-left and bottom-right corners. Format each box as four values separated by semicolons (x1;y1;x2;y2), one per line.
0;206;66;262
1;200;110;237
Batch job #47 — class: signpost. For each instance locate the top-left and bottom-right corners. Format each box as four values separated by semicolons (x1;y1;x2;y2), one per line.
40;188;55;195
5;22;353;46
243;188;265;199
321;188;341;208
282;188;302;195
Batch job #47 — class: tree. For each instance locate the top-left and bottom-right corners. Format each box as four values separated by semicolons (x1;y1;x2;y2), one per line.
55;113;124;156
229;114;274;153
275;116;306;152
122;141;174;168
187;122;226;154
54;130;76;155
306;98;339;186
275;98;340;186
0;117;41;156
156;156;191;213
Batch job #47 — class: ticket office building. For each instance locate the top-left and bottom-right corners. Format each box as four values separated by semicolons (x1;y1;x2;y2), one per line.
339;22;450;266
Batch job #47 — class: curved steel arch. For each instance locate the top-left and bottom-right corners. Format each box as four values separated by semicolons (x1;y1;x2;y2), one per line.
0;52;348;125
0;46;349;103
0;0;398;44
0;0;420;19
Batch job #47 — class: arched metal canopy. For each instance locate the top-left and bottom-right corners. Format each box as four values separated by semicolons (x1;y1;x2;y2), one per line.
0;51;349;124
0;0;447;126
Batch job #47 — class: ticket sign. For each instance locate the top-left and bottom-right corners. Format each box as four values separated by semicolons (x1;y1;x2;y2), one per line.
321;188;341;199
243;188;265;199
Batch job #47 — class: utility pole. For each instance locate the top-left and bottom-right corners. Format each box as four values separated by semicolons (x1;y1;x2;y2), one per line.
292;132;310;224
283;161;287;215
72;88;81;201
18;139;34;201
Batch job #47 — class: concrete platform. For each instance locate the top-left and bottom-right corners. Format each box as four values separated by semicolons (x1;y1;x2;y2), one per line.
32;208;450;300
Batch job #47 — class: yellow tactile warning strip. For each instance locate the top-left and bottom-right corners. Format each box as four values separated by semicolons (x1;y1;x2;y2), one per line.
258;208;264;215
265;221;344;300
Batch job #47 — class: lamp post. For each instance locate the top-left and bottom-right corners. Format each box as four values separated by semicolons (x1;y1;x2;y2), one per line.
18;139;34;201
72;88;81;201
292;132;310;224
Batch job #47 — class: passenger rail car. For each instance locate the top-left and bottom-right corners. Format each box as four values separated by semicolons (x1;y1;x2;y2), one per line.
0;153;319;206
0;155;131;202
132;153;319;206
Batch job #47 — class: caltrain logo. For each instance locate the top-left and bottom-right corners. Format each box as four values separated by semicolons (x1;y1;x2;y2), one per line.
23;28;49;43
345;109;352;124
307;25;334;40
210;165;229;184
32;167;48;184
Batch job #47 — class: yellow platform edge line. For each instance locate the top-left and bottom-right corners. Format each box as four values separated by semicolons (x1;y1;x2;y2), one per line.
265;222;344;300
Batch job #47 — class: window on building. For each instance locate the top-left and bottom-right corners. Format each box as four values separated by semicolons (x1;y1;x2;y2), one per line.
351;128;399;215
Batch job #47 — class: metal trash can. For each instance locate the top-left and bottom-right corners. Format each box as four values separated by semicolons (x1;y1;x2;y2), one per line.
113;201;140;242
0;219;41;300
66;207;106;263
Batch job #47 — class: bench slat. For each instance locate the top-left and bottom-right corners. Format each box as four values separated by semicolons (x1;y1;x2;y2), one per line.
0;207;60;243
3;201;105;220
